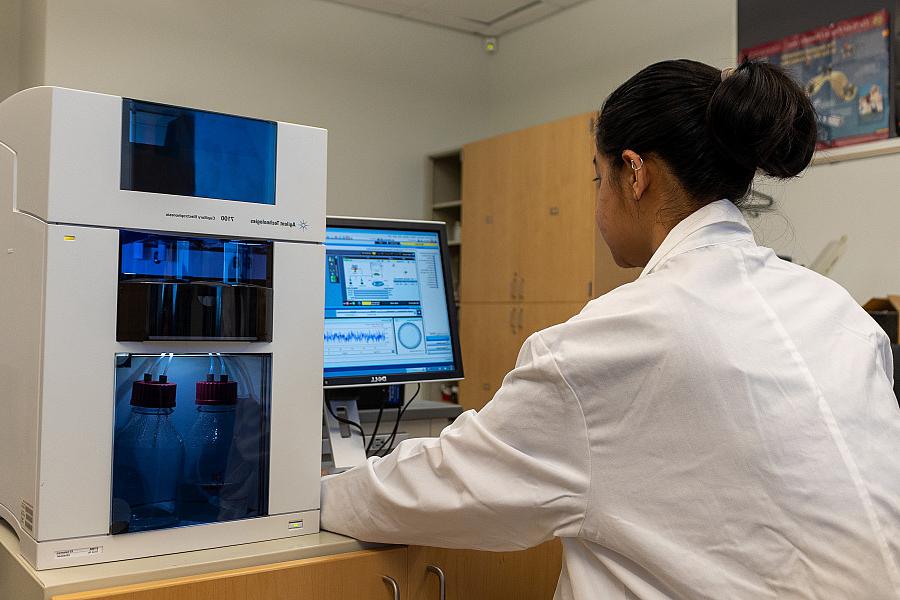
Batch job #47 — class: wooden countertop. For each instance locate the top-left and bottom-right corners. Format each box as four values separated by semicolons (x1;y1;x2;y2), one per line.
0;519;384;600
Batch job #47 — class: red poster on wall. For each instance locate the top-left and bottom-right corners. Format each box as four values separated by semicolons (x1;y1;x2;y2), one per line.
741;9;891;149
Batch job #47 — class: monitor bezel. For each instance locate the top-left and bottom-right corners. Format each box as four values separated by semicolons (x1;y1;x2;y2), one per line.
323;216;464;388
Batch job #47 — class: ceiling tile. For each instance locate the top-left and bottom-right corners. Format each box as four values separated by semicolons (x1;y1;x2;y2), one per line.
486;2;558;35
422;0;535;24
326;0;414;17
403;7;484;34
388;0;431;8
318;0;589;36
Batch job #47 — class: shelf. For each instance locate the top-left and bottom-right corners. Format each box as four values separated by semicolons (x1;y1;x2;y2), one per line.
430;148;462;160
433;200;462;210
811;137;900;166
448;240;461;247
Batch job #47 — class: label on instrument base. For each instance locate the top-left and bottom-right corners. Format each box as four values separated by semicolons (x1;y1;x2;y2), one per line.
56;546;103;559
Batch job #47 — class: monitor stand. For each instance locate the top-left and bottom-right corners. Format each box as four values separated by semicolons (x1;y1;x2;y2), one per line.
321;386;404;474
323;398;367;473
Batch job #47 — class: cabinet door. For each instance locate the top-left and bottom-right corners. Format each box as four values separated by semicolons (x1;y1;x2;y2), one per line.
457;302;528;411
459;135;521;303
457;303;586;412
52;548;408;600
462;113;613;304
518;114;598;303
520;303;585;336
408;540;562;600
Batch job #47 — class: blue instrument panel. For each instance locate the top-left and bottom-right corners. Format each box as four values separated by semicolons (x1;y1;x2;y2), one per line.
121;99;277;205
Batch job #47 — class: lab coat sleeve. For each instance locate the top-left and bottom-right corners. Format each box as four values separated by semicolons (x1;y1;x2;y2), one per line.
878;332;894;388
320;332;591;551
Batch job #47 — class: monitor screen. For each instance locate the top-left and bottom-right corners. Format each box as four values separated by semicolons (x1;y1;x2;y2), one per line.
323;218;463;387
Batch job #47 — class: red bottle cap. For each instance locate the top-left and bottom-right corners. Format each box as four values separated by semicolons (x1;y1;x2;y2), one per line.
195;375;238;406
131;376;177;408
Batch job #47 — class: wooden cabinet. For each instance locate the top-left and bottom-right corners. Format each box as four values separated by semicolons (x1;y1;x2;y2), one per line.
52;548;409;600
518;117;597;304
458;302;585;411
517;303;586;336
408;540;562;600
460;114;600;304
457;303;529;411
458;135;520;303
50;542;561;600
458;113;639;409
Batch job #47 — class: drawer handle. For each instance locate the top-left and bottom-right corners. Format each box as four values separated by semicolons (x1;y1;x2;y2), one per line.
383;575;401;600
426;564;446;600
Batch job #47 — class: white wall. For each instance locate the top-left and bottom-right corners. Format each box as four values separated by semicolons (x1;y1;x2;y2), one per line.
18;0;740;218
37;0;490;219
750;156;900;303
18;0;45;91
0;0;20;101
6;1;894;345
480;0;900;304
485;0;737;135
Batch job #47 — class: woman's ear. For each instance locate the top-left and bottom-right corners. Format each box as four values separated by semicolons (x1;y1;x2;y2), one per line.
621;149;648;201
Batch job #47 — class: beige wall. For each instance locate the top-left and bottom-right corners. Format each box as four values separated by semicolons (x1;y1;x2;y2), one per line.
0;0;21;101
18;0;45;91
750;157;900;303
12;0;741;218
481;0;899;303
485;0;737;135
37;0;489;218
18;0;739;218
3;2;892;345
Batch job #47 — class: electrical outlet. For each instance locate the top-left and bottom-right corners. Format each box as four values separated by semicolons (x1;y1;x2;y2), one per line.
368;432;410;454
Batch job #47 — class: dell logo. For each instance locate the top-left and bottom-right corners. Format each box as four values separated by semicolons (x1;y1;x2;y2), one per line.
371;376;388;383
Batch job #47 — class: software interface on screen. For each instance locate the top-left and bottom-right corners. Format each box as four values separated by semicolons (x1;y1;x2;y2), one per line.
324;226;457;381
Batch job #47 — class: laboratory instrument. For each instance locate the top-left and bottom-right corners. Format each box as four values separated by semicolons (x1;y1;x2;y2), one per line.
0;87;327;569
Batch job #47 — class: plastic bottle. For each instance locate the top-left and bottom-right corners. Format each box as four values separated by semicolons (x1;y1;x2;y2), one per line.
180;374;238;524
111;373;185;534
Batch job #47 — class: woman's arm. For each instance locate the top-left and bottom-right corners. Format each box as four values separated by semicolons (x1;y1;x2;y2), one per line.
320;332;591;551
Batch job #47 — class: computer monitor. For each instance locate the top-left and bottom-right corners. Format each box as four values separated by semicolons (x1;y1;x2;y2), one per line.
323;217;464;388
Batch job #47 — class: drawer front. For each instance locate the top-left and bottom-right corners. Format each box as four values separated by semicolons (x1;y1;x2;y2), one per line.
53;547;408;600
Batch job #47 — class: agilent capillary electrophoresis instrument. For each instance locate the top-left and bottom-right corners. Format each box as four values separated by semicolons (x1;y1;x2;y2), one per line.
0;87;327;569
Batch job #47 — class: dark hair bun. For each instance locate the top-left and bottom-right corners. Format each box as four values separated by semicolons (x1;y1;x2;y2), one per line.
707;61;817;178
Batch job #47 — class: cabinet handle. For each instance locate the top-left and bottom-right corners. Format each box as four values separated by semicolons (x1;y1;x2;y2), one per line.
516;306;524;333
518;276;525;300
383;575;401;600
510;273;518;300
509;307;516;334
426;564;446;600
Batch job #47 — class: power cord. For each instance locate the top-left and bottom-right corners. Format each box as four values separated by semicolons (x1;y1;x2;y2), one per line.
365;391;389;455
378;383;421;457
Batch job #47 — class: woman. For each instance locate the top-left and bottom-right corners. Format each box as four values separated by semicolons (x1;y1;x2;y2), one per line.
321;60;900;599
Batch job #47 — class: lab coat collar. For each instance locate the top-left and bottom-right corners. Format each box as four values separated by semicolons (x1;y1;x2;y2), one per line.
640;199;755;278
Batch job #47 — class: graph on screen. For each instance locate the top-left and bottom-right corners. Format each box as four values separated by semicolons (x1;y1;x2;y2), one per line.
324;318;396;356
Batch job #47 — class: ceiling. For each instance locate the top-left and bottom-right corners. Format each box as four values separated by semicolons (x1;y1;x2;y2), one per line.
320;0;588;36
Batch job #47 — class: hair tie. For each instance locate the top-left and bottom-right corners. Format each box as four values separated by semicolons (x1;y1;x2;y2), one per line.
720;67;735;82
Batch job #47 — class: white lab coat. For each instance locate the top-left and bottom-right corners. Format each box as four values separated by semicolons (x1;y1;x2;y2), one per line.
321;200;900;599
